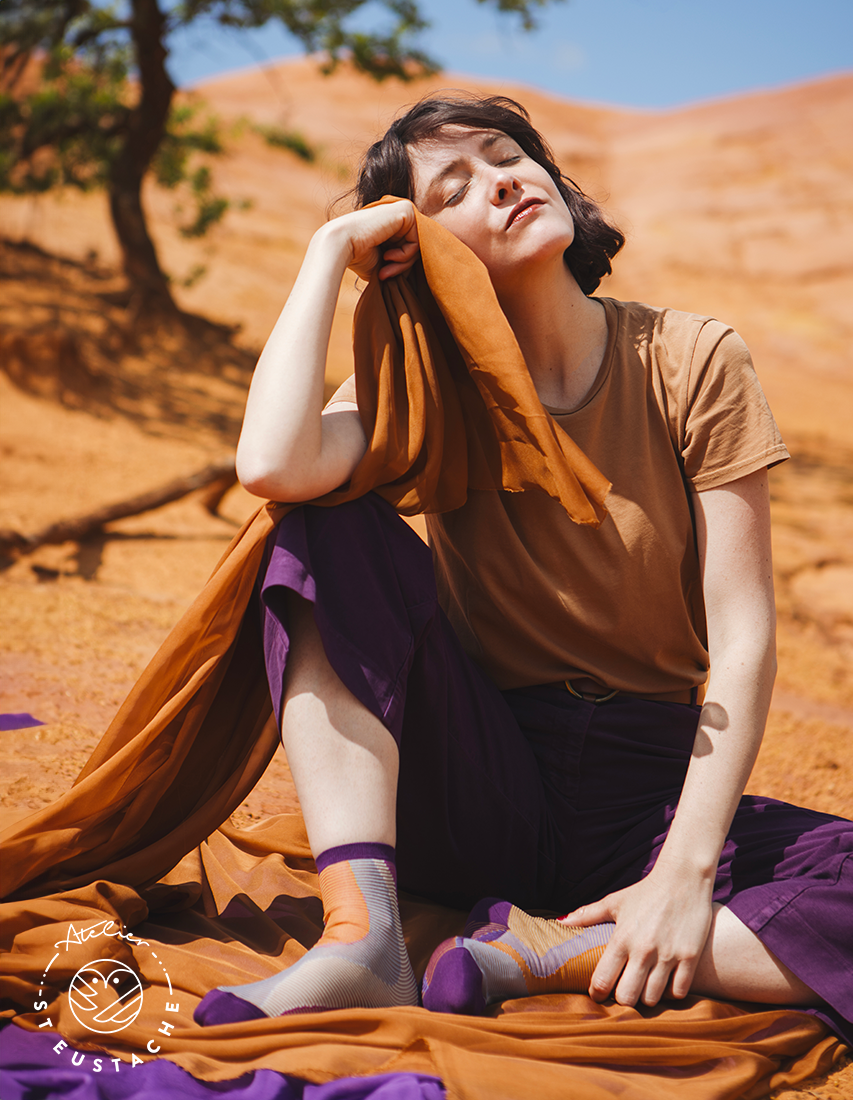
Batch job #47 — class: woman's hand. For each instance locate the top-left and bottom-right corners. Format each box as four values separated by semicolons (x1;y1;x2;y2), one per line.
562;862;714;1007
321;199;420;282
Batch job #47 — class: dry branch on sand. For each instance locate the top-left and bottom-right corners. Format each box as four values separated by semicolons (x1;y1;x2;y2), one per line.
0;459;237;558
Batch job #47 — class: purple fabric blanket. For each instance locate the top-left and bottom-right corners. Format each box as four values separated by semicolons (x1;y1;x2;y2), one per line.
0;1022;446;1100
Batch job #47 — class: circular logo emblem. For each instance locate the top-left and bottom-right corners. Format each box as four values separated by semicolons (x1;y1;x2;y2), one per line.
68;959;144;1034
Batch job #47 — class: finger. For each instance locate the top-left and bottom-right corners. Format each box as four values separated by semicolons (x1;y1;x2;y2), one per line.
379;204;418;245
378;254;419;280
668;958;697;1001
639;961;673;1007
588;939;629;1003
612;956;653;1007
381;240;420;263
377;239;420;279
560;900;613;927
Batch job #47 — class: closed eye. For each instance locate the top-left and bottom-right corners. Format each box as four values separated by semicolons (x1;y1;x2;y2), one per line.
445;183;469;206
443;155;521;206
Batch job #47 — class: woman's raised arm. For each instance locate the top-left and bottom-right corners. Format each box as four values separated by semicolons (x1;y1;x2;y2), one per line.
236;200;419;503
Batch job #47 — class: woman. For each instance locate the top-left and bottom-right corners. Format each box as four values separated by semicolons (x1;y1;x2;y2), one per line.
195;95;851;1035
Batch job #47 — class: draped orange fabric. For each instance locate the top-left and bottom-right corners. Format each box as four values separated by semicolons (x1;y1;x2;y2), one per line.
0;206;844;1097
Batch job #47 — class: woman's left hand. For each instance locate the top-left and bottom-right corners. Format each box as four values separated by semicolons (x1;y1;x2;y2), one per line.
561;863;714;1007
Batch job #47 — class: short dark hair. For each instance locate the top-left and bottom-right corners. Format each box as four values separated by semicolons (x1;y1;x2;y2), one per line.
353;92;624;295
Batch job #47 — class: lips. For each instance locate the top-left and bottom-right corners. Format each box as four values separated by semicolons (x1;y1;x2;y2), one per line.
505;198;544;229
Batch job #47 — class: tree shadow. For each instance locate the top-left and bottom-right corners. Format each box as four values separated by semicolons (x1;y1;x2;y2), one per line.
11;530;235;581
0;238;268;447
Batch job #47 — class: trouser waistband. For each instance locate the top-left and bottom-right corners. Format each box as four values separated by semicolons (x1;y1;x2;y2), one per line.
546;678;704;706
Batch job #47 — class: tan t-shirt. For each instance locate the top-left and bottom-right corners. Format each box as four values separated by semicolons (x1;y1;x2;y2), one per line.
329;297;789;694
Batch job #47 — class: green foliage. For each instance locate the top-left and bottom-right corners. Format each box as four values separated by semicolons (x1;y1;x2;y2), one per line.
0;40;130;193
473;0;555;34
175;0;558;80
178;166;226;237
1;30;238;246
152;101;239;240
177;262;209;288
256;125;317;162
175;0;440;82
154;104;225;191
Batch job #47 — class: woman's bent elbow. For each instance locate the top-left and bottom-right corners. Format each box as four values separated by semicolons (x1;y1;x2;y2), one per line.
236;454;343;503
236;415;365;501
237;454;300;502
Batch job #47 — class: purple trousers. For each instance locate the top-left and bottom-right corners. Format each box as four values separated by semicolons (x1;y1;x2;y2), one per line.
259;494;853;1042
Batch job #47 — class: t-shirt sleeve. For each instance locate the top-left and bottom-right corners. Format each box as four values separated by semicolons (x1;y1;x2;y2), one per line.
682;322;789;491
325;374;358;408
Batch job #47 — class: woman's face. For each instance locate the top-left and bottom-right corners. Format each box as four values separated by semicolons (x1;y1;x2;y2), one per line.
409;126;575;291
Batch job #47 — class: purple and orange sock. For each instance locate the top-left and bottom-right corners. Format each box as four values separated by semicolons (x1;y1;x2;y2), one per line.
422;898;614;1015
194;842;417;1024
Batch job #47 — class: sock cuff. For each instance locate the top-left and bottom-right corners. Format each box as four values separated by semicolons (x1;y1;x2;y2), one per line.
316;842;396;873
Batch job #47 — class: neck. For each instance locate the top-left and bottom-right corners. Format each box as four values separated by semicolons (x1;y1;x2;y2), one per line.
495;256;608;411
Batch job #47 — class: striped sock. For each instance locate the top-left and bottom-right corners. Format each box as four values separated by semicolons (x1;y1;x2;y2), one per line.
194;842;418;1024
421;898;614;1015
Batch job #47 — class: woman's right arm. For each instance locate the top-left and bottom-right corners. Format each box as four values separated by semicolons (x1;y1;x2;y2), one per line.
236;200;419;502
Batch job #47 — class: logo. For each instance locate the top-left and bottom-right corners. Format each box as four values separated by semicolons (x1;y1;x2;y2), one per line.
68;959;144;1034
35;919;181;1071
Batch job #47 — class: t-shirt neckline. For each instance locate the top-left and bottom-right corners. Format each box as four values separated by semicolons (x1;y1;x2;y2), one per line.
540;296;619;418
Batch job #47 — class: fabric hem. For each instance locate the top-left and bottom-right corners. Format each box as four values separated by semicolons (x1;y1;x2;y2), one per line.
728;885;853;1028
688;445;790;492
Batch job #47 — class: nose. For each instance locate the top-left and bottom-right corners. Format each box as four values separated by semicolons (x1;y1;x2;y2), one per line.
490;165;520;204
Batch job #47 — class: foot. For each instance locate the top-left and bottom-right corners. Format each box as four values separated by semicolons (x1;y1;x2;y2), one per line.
195;843;418;1023
421;898;614;1015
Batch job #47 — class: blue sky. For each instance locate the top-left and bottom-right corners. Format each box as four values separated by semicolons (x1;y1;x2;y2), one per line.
166;0;852;109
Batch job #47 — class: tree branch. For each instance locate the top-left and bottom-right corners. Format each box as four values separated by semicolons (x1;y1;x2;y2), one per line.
0;460;237;558
70;21;133;48
18;116;129;160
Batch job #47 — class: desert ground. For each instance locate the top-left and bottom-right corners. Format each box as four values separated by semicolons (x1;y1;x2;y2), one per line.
1;58;852;1097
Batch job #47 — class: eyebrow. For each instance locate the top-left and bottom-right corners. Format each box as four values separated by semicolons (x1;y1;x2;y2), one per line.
420;132;509;203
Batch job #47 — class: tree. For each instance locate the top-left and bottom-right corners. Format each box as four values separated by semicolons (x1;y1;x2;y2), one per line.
0;0;554;317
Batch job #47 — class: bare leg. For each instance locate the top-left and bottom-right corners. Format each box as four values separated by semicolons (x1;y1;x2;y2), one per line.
692;903;821;1005
280;592;399;852
195;591;417;1024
